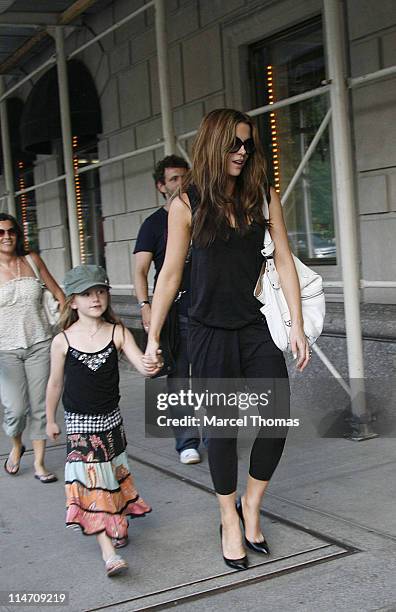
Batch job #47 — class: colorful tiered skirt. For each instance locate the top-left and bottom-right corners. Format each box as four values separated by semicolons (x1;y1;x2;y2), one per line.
64;408;151;542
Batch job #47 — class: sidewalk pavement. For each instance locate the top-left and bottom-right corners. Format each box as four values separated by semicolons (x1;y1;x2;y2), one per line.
0;335;395;612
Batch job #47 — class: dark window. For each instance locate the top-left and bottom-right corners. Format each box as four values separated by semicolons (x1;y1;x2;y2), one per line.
250;17;336;264
73;136;105;267
16;161;39;253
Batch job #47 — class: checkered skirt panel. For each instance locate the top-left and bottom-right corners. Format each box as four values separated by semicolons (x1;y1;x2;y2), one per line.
64;407;122;434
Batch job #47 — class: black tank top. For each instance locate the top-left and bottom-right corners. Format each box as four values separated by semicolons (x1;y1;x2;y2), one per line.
187;185;266;329
62;324;120;414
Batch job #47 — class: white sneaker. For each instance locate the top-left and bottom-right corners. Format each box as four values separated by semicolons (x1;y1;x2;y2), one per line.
180;448;201;464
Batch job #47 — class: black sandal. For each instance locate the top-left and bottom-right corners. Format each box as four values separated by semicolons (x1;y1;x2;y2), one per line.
4;445;26;476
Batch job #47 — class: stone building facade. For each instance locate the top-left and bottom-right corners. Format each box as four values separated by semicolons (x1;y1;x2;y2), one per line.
1;0;395;303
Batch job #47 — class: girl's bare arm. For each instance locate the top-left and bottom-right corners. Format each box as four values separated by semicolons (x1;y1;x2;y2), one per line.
46;334;67;438
115;325;160;376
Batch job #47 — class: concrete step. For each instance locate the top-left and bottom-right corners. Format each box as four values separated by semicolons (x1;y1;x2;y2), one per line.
111;296;396;343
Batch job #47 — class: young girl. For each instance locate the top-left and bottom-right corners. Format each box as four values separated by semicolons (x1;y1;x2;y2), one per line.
46;265;160;577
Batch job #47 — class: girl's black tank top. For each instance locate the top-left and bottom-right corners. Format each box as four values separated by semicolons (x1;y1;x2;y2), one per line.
187;185;267;330
62;324;120;414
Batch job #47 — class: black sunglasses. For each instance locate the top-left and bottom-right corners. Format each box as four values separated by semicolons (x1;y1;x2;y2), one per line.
229;137;255;155
0;227;16;237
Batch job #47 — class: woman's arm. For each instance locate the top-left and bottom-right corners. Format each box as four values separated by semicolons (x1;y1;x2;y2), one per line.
146;194;192;358
46;334;67;440
268;187;309;371
30;252;66;307
134;251;153;331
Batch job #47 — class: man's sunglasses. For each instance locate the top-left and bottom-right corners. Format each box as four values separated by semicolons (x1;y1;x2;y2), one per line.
229;137;255;155
0;228;16;237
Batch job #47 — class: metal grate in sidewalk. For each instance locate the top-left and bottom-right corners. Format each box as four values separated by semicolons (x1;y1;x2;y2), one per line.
85;454;358;612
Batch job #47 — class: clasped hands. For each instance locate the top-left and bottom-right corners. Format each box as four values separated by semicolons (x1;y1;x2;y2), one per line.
141;345;163;376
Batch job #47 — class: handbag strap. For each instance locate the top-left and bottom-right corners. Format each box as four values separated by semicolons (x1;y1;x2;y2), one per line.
262;193;275;258
263;192;270;223
25;253;42;281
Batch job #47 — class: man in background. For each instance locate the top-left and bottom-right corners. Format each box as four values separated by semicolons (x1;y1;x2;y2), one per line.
133;155;201;464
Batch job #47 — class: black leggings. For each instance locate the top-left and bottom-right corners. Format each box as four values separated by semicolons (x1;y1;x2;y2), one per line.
188;317;289;495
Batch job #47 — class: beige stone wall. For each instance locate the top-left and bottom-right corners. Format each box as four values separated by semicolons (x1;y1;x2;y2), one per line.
4;0;395;301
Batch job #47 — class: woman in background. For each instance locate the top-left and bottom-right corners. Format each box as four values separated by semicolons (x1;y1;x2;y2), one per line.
0;212;64;482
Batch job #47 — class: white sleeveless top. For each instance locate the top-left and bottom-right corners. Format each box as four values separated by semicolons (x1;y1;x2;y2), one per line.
0;259;51;350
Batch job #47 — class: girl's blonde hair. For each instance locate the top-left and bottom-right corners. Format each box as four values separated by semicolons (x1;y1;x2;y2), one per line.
58;289;124;331
183;108;269;247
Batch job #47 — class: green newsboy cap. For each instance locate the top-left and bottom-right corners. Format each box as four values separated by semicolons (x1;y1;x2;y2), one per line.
63;265;110;297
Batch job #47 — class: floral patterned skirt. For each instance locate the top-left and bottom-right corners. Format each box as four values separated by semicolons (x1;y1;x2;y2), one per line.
65;409;151;542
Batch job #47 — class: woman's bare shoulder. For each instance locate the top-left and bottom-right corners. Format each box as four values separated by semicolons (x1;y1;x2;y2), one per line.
171;190;192;210
51;331;69;354
169;192;193;225
269;186;280;202
27;251;42;265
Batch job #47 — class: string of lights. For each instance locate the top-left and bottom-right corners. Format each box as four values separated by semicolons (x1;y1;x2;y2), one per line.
266;65;280;193
72;135;86;263
17;160;29;251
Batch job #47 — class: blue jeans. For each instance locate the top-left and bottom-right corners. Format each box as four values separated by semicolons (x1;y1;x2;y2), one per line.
167;315;200;454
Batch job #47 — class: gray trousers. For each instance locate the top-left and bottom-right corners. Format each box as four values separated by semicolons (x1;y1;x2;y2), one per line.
0;339;51;440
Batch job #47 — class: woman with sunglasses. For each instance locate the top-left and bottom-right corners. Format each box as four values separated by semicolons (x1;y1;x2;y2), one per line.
0;213;64;482
145;109;309;570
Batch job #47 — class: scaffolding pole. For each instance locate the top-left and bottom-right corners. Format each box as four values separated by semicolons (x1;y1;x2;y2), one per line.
282;108;332;205
154;0;176;155
0;77;16;216
54;26;81;267
323;0;376;440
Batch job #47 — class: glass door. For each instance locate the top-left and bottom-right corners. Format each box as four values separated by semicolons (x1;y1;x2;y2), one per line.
250;18;336;264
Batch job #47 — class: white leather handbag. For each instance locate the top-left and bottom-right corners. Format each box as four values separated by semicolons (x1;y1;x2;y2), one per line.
254;197;325;352
26;254;60;330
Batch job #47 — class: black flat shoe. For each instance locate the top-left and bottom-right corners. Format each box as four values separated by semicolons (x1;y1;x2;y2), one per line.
236;497;270;555
219;525;248;571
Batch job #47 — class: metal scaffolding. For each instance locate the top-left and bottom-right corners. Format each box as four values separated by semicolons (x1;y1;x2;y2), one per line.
0;76;16;216
54;26;81;267
0;0;394;438
154;0;176;155
323;0;374;439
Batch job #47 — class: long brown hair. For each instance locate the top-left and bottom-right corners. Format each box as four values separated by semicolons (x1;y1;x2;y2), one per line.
58;290;123;331
184;108;269;247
